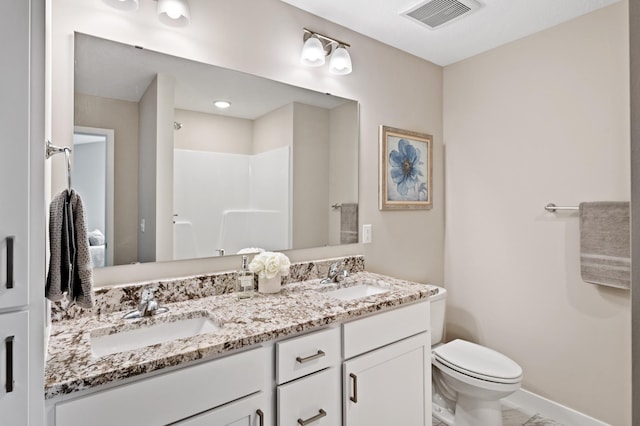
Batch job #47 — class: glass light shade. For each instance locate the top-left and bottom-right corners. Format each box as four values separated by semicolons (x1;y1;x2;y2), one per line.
301;37;326;67
329;46;352;75
102;0;139;11
158;0;191;27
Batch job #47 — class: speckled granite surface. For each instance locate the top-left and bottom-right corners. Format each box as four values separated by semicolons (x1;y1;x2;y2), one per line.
50;256;365;322
45;265;437;400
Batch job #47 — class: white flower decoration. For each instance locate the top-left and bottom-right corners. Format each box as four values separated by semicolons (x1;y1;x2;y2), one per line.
248;251;291;279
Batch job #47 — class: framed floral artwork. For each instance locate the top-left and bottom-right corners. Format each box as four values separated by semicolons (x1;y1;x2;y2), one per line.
379;125;433;210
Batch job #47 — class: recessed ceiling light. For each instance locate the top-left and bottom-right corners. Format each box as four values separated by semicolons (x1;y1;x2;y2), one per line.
213;100;231;109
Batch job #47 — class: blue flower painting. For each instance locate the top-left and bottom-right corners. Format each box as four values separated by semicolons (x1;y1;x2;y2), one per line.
387;137;428;202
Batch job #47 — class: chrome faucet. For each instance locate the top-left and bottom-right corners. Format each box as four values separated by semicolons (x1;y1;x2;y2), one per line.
123;287;169;319
320;261;349;284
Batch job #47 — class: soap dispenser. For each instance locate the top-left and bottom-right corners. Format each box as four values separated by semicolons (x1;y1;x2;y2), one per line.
236;255;255;299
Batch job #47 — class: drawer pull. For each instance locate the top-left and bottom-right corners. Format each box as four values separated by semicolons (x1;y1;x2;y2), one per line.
5;336;14;393
296;350;326;364
349;373;358;403
256;409;264;426
6;236;14;289
297;409;326;425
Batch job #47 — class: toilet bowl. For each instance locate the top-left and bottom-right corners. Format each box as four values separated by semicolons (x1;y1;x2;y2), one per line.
429;287;522;426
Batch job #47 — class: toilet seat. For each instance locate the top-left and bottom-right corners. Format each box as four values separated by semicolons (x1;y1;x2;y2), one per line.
432;339;522;384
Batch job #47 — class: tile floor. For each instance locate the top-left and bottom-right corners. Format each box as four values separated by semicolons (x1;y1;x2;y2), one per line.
432;406;565;426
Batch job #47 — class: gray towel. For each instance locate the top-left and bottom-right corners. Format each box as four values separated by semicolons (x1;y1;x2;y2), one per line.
340;203;358;244
579;201;630;290
46;189;95;308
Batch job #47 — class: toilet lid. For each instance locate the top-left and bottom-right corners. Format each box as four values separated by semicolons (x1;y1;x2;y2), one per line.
433;339;522;384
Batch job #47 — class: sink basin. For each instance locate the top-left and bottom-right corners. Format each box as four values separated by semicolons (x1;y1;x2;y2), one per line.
90;315;220;357
321;284;390;301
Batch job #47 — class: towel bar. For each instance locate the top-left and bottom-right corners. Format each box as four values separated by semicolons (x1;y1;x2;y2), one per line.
545;203;579;213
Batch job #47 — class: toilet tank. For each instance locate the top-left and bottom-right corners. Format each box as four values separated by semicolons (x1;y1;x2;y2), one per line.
429;286;447;346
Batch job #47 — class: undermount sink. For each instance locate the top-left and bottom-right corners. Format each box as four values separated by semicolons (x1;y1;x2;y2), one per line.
90;315;221;357
320;283;390;301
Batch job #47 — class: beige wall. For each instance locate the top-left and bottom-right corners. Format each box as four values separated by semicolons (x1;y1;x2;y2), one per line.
74;93;139;265
293;103;330;249
443;3;630;425
137;76;159;263
630;1;640;423
253;103;293;154
328;102;359;246
174;109;253;154
51;0;444;285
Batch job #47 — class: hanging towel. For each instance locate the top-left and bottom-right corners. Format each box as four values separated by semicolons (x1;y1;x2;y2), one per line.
579;201;630;290
340;203;359;244
46;189;95;308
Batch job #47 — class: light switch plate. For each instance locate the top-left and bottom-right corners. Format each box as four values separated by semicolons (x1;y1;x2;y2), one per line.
362;224;372;244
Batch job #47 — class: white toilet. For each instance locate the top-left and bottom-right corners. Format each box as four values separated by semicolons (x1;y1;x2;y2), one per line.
430;286;523;426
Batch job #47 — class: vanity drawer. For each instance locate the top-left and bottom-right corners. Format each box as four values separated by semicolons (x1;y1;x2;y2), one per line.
277;367;341;426
276;326;340;384
342;301;429;359
55;347;266;426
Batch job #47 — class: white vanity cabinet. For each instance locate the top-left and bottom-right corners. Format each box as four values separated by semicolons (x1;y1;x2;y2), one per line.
342;301;431;426
1;0;45;424
276;327;341;425
54;347;270;426
173;391;268;426
0;311;29;425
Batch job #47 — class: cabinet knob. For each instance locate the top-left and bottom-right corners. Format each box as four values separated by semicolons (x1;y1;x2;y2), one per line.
297;408;326;425
256;409;264;426
349;373;358;403
5;236;14;289
5;336;14;393
295;350;326;364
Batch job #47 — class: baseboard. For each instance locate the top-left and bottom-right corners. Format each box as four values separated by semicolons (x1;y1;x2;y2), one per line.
502;389;610;426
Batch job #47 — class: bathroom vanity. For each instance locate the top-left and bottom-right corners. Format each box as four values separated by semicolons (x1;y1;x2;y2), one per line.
44;267;436;425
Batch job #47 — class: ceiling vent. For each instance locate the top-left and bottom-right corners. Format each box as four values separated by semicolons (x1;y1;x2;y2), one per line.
402;0;481;30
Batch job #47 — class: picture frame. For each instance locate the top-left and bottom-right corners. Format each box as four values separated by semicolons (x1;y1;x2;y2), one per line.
379;125;433;211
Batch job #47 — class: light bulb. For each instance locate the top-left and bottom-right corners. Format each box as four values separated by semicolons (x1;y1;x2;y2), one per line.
157;0;191;27
166;8;181;19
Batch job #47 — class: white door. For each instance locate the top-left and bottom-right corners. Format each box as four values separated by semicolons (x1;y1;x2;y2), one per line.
174;391;270;426
343;333;431;426
0;311;28;425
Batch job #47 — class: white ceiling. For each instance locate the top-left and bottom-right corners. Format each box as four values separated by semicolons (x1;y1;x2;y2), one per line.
280;0;622;66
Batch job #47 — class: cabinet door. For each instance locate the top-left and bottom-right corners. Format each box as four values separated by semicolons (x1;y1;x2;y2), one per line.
278;367;341;425
174;391;270;426
0;311;28;425
343;332;430;426
0;0;30;311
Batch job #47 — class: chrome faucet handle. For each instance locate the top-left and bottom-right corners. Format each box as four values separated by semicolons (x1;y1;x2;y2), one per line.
320;261;349;284
138;287;158;316
123;287;168;319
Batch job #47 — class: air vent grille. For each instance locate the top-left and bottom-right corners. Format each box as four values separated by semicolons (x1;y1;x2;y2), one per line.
403;0;481;29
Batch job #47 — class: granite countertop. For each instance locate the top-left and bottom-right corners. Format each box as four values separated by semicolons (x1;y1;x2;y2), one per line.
45;272;438;399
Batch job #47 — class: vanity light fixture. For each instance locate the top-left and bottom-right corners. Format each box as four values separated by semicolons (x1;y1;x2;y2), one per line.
157;0;191;27
102;0;191;27
301;28;352;75
102;0;139;11
213;100;231;109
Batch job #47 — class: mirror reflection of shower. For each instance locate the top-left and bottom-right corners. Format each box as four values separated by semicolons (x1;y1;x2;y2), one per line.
72;126;115;268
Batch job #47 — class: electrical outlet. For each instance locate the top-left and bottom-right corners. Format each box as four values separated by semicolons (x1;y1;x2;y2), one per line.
140;218;145;233
362;224;372;244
